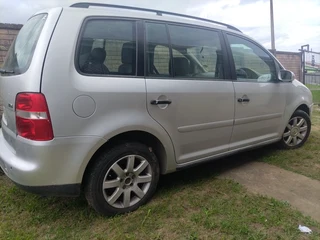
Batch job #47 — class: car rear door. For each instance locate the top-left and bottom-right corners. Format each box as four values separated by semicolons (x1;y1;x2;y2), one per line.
0;9;62;148
224;33;286;150
145;22;235;165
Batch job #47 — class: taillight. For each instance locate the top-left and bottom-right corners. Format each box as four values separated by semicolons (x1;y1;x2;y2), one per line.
15;93;53;141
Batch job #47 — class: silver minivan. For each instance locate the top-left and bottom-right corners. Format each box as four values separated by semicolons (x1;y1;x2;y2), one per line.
0;2;313;216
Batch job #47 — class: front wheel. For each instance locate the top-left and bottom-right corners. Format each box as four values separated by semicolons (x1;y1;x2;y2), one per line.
84;142;160;216
278;110;311;149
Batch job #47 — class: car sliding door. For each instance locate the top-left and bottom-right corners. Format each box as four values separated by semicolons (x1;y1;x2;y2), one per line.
145;22;235;165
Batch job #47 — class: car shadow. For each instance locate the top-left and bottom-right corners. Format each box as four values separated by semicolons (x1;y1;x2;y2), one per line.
157;144;276;191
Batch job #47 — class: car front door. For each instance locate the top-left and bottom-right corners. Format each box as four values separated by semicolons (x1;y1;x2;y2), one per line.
225;33;287;150
145;22;235;164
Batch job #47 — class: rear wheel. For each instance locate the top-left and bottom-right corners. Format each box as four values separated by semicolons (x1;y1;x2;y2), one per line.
278;110;311;149
84;142;159;216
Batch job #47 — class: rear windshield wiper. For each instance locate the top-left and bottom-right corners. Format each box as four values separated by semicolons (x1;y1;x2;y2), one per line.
0;69;14;74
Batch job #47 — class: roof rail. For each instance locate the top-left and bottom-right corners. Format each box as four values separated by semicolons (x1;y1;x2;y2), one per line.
70;2;242;33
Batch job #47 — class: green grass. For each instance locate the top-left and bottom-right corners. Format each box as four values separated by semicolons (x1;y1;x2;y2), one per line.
259;109;320;181
311;90;320;103
1;171;320;239
1;112;320;239
306;84;320;90
306;84;320;103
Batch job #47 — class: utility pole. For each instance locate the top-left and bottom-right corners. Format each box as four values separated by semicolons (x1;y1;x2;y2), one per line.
270;0;276;53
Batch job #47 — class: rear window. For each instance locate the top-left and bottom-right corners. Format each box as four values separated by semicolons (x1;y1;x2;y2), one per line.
2;14;47;75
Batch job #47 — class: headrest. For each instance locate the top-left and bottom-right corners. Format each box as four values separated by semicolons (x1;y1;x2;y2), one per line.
90;48;106;64
121;42;136;64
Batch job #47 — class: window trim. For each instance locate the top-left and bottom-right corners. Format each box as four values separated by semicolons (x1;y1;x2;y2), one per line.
143;20;231;81
74;16;140;78
223;32;282;83
137;20;145;77
166;23;174;78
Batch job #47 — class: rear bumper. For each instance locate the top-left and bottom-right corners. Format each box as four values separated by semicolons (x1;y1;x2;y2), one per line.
0;125;105;196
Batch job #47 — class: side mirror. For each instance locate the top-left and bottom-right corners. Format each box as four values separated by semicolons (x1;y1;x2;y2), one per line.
278;69;295;82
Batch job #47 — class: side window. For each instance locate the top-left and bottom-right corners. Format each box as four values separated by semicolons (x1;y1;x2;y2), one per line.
168;25;224;79
146;23;170;76
77;20;136;76
145;23;224;79
152;46;185;76
227;34;277;82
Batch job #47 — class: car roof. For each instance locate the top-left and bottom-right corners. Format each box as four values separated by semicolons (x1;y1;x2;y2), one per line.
60;3;243;35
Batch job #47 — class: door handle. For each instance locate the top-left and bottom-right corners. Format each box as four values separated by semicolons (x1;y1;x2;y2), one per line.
150;100;172;105
237;98;250;103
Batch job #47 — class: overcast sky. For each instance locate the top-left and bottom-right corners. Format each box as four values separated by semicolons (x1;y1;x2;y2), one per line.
0;0;319;52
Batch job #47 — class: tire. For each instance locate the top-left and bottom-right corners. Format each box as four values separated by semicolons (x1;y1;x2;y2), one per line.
278;110;311;149
84;142;160;216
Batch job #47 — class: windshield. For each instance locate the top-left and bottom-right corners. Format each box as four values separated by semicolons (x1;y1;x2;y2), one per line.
2;14;47;75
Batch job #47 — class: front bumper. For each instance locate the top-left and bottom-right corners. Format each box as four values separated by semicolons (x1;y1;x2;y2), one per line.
309;103;314;117
0;124;104;196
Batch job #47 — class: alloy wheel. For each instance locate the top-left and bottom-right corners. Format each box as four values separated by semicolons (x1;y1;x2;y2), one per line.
102;155;152;208
283;116;308;147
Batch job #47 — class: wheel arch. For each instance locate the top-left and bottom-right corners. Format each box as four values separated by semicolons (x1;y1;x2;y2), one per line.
80;130;174;186
295;104;310;116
